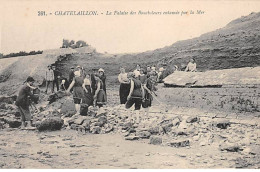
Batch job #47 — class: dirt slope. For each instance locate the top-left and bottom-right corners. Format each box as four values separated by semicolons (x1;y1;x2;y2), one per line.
118;12;260;71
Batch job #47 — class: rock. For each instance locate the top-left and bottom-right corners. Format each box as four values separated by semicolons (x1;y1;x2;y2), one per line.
82;119;91;131
125;135;139;141
122;122;133;130
60;99;75;116
172;118;180;126
0;95;17;105
199;141;207;146
186;116;199;123
37;117;64;131
0;104;6;109
214;119;231;129
219;142;243;152
235;157;249;168
170;139;190;147
96;108;108;118
4;117;21;128
160;120;173;133
90;126;101;134
148;126;160;135
149;136;162;145
98;116;107;127
104;124;114;133
74;116;87;125
87;106;97;117
136;131;151;139
196;153;202;157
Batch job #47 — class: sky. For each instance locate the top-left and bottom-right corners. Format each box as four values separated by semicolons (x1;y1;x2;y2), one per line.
1;0;260;54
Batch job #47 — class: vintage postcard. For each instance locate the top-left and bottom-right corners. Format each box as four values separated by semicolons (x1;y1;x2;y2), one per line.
0;0;259;169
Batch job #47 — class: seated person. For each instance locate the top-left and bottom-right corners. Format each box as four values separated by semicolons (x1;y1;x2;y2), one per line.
185;58;197;72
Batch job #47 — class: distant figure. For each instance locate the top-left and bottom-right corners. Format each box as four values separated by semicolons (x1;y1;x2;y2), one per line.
133;64;141;79
139;68;147;84
146;66;151;74
68;66;75;84
60;77;70;91
98;68;107;94
45;65;54;93
52;65;61;92
185;58;197;72
15;77;38;129
142;74;155;117
157;67;165;83
118;67;130;104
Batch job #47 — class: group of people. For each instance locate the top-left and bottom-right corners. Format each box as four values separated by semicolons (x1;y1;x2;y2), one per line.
15;58;197;129
65;66;107;116
118;64;158;123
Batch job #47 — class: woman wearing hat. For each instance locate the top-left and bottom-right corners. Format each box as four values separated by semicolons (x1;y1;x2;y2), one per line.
93;74;107;108
66;69;85;116
98;68;106;94
118;67;130;104
125;72;144;123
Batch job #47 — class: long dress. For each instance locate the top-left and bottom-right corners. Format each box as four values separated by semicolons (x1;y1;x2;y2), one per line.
82;79;93;106
96;78;107;107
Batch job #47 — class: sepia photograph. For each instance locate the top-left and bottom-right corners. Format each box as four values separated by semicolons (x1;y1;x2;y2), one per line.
0;0;259;169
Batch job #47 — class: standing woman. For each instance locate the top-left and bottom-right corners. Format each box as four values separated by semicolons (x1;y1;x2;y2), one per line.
94;74;107;108
125;72;144;123
66;68;85;116
45;65;54;93
142;74;155;117
81;73;94;115
118;67;130;104
82;74;93;106
98;68;106;94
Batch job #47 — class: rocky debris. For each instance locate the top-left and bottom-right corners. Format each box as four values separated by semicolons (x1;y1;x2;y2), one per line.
219;142;243;152
36;117;64;131
149;136;162;145
136;130;151;139
214;119;231;129
148;126;160;135
0;95;17;105
125;135;139;141
48;91;67;104
186;116;199;123
60;99;76;116
234;157;250;168
170;139;190;147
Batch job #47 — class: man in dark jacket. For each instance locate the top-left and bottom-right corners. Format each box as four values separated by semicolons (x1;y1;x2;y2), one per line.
15;76;38;129
52;65;62;92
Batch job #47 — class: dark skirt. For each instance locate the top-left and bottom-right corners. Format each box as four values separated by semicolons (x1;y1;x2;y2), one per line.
119;83;130;104
96;90;107;106
142;90;153;108
82;85;93;106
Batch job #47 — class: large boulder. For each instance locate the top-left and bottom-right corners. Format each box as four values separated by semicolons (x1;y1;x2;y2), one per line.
170;139;190;147
0;95;17;105
149;136;162;145
36;117;64;131
60;99;76;116
214;119;231;129
219;142;243;152
4;117;21;128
